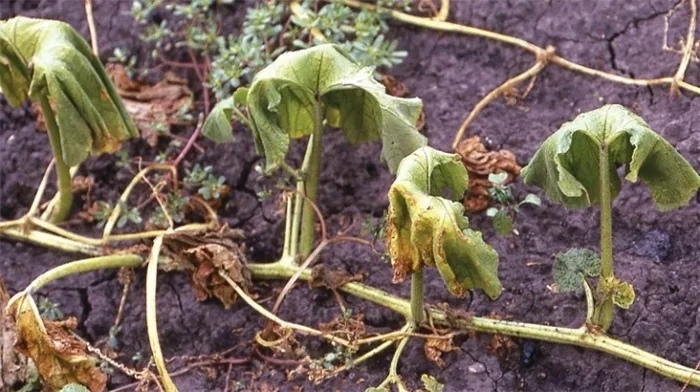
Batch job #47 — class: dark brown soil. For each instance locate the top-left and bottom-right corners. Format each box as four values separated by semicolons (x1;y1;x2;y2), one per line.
2;0;700;391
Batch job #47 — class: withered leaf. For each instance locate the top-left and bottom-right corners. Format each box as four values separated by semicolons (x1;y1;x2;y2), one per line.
309;265;364;290
456;136;521;212
424;336;456;368
163;225;250;309
186;243;250;309
106;63;193;147
1;279;29;390
7;296;106;392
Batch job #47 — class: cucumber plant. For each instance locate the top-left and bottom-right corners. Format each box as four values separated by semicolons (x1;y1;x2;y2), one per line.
377;146;501;390
202;43;426;259
522;104;700;330
0;17;138;222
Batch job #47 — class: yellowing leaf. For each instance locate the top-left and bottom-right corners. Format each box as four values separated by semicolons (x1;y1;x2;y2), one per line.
386;147;502;299
0;17;138;166
203;44;426;173
522;104;700;211
421;374;445;392
598;276;636;310
613;281;635;309
7;295;106;392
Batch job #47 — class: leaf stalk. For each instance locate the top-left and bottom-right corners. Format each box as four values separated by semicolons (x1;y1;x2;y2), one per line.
594;144;615;331
38;95;73;223
410;269;425;324
299;98;324;258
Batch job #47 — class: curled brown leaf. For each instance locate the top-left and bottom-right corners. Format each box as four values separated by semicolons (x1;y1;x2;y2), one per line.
455;136;521;212
162;225;250;308
424;335;456;368
106;64;193;147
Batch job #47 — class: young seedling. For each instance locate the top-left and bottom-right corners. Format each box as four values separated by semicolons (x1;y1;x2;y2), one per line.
484;172;541;236
376;146;501;390
202;44;426;260
0;17;138;222
522;104;700;331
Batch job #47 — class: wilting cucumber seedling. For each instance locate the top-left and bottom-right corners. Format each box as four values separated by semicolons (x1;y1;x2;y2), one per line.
203;43;426;260
522;104;700;330
0;17;138;222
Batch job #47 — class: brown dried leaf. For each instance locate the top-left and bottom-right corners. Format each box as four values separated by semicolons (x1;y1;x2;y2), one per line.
1;279;30;390
106;64;193;147
424;336;456;368
309;265;364;290
163;225;250;308
317;312;366;344
7;296;106;392
456;136;521;212
72;175;95;193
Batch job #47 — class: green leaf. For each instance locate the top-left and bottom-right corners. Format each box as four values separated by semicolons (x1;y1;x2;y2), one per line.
365;388;389;392
488;172;508;185
202;87;249;143
421;374;445;392
485;207;498;217
59;384;90;392
220;44;426;173
0;17;138;166
386;146;502;299
520;193;541;207
202;96;235;143
522;104;700;211
552;248;601;293
491;210;513;236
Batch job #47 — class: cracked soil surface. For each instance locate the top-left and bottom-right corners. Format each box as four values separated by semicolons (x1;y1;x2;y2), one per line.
2;0;700;391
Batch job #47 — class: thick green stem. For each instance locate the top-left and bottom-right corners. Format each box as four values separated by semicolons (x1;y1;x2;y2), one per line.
298;99;324;258
7;254;142;311
595;144;615;331
410;269;425;324
282;197;293;259
38;95;73;223
288;137;314;260
249;261;700;387
28;255;142;293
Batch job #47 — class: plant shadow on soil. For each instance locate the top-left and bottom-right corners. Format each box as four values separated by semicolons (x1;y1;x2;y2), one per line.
3;0;700;391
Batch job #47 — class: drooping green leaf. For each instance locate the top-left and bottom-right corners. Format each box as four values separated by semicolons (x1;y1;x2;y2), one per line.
203;44;426;173
421;374;445;392
202;87;249;143
203;96;235;143
522;104;700;211
0;17;138;166
552;248;601;293
386;146;502;299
